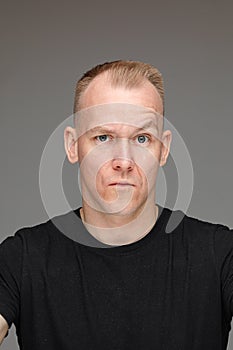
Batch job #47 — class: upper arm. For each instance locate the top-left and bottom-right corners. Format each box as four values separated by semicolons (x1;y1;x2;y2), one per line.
0;314;8;345
0;234;23;336
214;225;233;319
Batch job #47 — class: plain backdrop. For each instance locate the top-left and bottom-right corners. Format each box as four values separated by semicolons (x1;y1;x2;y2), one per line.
1;0;233;348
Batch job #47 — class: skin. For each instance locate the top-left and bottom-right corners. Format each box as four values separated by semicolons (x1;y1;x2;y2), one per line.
0;315;8;345
64;73;172;244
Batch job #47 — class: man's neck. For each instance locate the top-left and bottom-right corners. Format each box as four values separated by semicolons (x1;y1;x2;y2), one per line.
80;201;159;246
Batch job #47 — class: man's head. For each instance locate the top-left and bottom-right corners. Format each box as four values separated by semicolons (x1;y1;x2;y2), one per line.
64;60;171;218
73;60;165;115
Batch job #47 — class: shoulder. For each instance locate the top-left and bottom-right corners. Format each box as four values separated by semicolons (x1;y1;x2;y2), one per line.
182;211;232;242
166;207;233;260
1;219;51;251
183;212;229;234
0;209;80;255
162;207;233;273
162;206;226;235
163;205;233;247
166;207;231;236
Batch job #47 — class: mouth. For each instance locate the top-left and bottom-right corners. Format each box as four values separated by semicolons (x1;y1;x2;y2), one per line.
109;182;135;187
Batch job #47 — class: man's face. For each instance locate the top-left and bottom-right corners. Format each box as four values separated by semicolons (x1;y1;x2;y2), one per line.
67;74;171;217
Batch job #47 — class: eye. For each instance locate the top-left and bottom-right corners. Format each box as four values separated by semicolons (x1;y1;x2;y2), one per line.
95;135;110;143
136;135;150;144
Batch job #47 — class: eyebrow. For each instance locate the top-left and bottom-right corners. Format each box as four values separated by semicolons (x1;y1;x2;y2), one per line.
86;120;158;135
86;126;118;135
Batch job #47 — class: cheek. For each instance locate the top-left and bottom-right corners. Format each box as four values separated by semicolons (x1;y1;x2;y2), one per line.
136;157;160;190
150;140;162;157
95;166;119;200
95;162;111;185
77;138;92;163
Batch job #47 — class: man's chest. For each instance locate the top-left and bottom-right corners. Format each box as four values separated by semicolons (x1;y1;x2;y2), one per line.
18;244;225;350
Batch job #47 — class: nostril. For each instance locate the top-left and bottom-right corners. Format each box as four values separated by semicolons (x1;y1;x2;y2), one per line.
112;158;134;171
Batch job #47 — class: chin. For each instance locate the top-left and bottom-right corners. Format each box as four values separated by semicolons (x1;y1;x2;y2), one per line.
94;188;148;216
109;202;145;217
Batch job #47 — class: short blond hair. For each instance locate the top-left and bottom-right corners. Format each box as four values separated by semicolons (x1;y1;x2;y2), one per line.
73;60;164;113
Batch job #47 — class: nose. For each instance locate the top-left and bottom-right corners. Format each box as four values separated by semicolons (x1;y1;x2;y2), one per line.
111;138;134;172
112;157;134;171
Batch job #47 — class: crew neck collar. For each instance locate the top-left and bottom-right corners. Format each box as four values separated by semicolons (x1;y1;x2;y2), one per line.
72;204;171;255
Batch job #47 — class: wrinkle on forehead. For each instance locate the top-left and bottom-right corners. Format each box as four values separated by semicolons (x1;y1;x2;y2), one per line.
74;103;163;140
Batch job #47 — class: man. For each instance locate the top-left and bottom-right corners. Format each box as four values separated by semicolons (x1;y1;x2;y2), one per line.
0;60;232;349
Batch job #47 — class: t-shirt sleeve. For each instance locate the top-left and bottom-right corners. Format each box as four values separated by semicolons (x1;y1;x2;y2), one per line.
214;224;233;321
0;231;23;331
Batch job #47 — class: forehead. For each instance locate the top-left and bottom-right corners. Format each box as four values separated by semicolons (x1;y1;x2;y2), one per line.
79;73;163;115
74;103;163;139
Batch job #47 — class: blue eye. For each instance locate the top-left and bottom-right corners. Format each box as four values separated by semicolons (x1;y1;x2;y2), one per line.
136;135;149;144
95;135;110;142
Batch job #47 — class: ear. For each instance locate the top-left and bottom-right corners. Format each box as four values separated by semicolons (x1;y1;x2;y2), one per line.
159;130;172;167
64;126;79;164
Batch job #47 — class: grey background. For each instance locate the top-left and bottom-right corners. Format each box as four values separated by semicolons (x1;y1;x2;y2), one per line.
1;0;233;348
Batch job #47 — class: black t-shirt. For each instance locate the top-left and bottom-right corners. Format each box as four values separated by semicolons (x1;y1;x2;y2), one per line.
0;206;233;350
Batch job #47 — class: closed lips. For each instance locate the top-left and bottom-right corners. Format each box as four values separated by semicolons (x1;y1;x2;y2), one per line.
109;183;135;186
